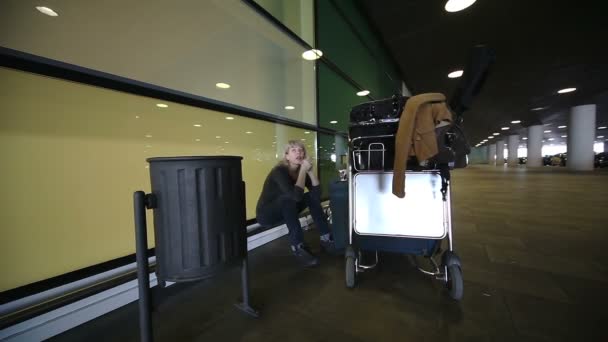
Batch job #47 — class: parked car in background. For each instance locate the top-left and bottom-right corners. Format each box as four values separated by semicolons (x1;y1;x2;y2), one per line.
595;152;608;168
547;153;567;166
519;157;527;164
542;153;567;166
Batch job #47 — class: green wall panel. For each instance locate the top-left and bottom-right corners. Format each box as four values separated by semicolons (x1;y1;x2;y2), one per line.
318;63;363;133
331;0;402;96
317;0;402;100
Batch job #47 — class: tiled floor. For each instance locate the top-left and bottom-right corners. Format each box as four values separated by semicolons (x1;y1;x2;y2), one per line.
52;165;608;341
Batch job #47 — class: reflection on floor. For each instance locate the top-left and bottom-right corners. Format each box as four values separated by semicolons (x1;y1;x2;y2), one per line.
51;165;608;342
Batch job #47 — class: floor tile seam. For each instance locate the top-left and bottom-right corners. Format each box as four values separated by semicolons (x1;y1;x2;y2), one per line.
475;255;608;286
288;306;387;342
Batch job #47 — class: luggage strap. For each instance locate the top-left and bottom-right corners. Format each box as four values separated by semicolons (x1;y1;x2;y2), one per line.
439;163;450;201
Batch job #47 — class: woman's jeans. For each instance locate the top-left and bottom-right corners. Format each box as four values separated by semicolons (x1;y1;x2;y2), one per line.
257;192;330;247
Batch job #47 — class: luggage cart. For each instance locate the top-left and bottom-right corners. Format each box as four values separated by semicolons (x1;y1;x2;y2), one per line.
345;134;464;301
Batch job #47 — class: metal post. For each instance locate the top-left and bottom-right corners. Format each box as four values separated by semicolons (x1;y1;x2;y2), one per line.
234;257;259;317
134;191;153;342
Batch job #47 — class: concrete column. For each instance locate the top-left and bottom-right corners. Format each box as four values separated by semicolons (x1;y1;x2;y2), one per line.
507;134;519;166
527;125;543;167
568;104;596;171
488;144;497;165
603;140;608;153
495;140;505;165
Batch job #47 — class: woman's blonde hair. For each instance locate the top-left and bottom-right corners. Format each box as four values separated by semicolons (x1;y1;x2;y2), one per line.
279;140;307;166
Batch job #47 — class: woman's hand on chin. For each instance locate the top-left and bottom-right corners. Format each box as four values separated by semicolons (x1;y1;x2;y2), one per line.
300;159;312;172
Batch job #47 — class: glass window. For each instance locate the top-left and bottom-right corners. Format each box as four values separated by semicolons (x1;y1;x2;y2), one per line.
318;63;363;133
253;0;315;46
0;0;316;125
0;67;316;291
318;133;348;199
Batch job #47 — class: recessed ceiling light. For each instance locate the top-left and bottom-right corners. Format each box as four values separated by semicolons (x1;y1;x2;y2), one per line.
445;0;477;12
302;49;323;60
558;125;567;128
522;137;528;140
511;120;521;124
501;127;509;130
246;131;253;134
195;139;200;142
135;116;140;119
448;70;463;78
285;106;295;110
493;133;500;136
544;130;551;133
598;126;607;130
557;87;576;94
215;136;221;139
36;6;58;16
598;136;605;138
156;103;168;108
216;83;231;89
488;136;494;139
561;135;567;138
357;90;370;96
531;107;546;111
145;134;152;138
304;131;310;134
548;138;555;141
330;120;338;124
300;138;306;141
193;124;202;127
225;116;234;120
224;141;229;144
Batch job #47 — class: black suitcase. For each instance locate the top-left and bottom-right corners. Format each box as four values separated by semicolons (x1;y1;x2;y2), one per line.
329;180;349;251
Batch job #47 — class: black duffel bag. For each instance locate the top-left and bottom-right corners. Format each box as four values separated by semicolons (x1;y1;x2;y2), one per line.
349;95;468;169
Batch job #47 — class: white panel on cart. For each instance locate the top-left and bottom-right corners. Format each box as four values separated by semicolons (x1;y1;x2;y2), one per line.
353;172;448;239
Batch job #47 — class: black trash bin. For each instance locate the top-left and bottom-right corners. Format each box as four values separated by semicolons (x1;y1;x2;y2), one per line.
148;156;247;282
133;156;257;342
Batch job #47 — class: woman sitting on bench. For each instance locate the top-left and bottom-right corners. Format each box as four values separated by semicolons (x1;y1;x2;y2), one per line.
256;140;335;267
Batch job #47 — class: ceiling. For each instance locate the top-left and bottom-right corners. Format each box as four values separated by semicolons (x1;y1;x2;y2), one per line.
359;0;608;147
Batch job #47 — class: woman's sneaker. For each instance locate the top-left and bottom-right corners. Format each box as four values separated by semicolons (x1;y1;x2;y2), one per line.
320;239;338;254
291;244;319;267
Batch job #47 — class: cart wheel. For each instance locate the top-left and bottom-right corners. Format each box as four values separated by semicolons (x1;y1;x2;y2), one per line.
345;256;356;288
446;265;463;301
442;251;462;268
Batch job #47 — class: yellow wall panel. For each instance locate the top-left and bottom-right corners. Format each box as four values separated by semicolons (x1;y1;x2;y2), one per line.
0;68;317;291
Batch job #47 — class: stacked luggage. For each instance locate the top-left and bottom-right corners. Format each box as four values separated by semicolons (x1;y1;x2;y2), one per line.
330;46;496;301
343;93;464;300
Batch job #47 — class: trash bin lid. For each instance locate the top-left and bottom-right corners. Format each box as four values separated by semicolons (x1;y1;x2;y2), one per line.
147;156;243;162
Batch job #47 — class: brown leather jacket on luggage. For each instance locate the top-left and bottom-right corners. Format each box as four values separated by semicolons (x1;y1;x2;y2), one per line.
392;93;452;198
